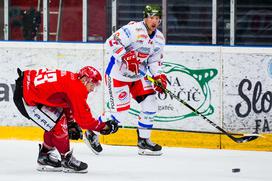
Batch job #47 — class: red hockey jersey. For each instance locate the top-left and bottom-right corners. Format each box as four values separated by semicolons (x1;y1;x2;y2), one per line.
22;68;105;131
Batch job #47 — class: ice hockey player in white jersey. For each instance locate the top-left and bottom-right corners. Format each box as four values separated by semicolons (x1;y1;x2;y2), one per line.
84;4;167;156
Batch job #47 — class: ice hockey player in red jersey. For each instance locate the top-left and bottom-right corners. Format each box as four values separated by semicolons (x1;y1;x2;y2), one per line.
13;66;119;173
84;4;167;156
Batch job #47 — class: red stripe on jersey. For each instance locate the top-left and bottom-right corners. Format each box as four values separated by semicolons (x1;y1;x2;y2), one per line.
137;52;149;58
115;47;124;54
117;105;130;112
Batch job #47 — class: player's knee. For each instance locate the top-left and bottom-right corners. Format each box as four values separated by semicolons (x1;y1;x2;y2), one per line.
111;110;129;124
140;94;158;113
52;116;69;138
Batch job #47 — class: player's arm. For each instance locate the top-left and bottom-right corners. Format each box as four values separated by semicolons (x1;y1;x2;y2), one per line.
63;108;83;140
68;92;118;135
106;25;142;74
148;32;165;76
147;44;167;93
105;25;132;61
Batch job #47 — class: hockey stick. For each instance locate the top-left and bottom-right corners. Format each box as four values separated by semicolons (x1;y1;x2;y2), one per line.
141;71;259;143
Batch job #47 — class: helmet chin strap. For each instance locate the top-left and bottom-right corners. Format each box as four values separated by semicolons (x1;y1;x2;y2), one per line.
80;76;89;86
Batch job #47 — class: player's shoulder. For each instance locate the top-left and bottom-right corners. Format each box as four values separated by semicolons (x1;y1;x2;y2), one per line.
154;30;165;45
155;30;165;41
120;21;143;38
58;70;79;84
122;21;143;30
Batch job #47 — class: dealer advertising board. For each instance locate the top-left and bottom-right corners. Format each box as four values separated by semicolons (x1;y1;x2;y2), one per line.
0;42;271;134
222;47;272;134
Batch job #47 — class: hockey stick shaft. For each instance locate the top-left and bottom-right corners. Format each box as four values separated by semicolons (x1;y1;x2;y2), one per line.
117;125;246;136
141;71;259;143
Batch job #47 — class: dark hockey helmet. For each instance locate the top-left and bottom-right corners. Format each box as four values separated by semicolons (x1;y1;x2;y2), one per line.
143;4;162;18
79;66;102;85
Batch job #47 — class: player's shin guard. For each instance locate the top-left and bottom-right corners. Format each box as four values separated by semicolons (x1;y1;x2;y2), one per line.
137;111;162;156
37;144;62;172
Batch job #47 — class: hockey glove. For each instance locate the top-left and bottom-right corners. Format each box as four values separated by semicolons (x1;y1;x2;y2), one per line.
121;50;141;74
68;121;83;140
153;74;167;94
100;120;119;135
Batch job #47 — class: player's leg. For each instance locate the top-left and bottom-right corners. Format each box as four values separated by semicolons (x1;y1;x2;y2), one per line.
41;115;88;173
137;94;162;155
14;102;64;171
37;139;62;172
131;78;162;156
53;115;88;173
37;113;66;172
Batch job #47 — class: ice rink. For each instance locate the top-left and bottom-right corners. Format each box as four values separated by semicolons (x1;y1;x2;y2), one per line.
0;140;271;181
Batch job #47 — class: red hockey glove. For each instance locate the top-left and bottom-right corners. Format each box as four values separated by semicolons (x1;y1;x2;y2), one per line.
121;50;141;74
153;74;167;94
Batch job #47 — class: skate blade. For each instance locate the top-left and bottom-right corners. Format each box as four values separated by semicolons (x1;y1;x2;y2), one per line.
83;134;102;155
138;149;163;156
62;167;88;174
37;164;62;172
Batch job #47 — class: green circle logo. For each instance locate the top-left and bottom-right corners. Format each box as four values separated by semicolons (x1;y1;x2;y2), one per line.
128;62;218;122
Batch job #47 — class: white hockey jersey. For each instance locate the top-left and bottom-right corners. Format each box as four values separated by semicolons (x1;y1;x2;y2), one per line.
105;21;165;82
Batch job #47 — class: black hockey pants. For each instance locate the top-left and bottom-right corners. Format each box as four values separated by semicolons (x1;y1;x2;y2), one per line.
13;68;31;119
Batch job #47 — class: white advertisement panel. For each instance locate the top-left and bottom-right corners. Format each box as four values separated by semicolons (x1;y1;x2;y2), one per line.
0;42;104;126
222;47;272;134
110;46;222;132
1;42;271;135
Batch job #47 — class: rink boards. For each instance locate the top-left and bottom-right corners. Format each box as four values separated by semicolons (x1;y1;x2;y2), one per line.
0;126;271;151
0;42;272;151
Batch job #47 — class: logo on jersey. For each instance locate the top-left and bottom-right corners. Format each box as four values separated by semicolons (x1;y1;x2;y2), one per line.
154;40;164;46
107;77;115;110
118;91;128;100
136;47;150;54
156;34;164;40
122;28;131;38
136;40;144;44
154;47;160;52
137;34;148;39
137;52;149;58
114;32;120;37
136;28;145;32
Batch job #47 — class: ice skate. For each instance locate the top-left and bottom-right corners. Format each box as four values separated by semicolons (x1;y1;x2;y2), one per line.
61;150;88;173
37;144;62;172
83;130;102;155
137;130;162;156
138;137;162;156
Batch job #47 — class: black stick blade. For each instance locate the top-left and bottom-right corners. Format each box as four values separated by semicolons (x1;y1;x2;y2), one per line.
233;135;259;143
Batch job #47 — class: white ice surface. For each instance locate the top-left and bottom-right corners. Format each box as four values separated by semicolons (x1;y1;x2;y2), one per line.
0;140;271;181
